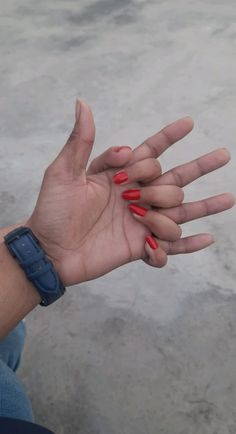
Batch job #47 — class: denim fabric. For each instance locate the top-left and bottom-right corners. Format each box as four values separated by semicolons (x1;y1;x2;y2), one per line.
0;322;33;422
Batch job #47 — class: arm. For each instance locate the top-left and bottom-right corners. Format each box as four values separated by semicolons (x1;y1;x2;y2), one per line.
0;101;234;339
0;233;40;339
0;103;182;337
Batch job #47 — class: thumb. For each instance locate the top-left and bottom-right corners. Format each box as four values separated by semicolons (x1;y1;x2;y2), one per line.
56;100;96;177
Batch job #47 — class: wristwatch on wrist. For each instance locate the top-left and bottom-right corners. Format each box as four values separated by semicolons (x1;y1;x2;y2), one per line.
4;226;65;306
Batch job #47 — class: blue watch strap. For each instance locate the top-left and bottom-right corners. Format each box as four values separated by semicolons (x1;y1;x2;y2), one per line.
4;227;65;306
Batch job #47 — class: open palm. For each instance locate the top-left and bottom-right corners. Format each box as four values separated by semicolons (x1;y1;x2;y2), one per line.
28;166;155;286
27;102;170;286
27;101;234;286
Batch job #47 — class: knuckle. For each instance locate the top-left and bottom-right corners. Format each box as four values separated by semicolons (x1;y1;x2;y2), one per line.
67;127;94;148
152;158;162;174
170;225;182;241
157;254;168;268
109;146;118;153
178;225;183;238
176;187;185;203
178;205;188;223
202;199;210;216
144;139;158;159
84;136;94;148
167;240;173;255
145;158;162;176
107;147;117;162
172;168;184;187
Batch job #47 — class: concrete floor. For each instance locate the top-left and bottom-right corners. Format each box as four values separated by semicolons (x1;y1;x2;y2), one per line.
0;0;236;433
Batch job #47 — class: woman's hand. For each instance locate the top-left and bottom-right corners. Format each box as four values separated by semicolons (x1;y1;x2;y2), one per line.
87;109;235;266
27;102;184;286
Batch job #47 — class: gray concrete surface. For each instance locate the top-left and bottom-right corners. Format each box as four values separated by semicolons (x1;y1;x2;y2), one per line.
0;0;236;433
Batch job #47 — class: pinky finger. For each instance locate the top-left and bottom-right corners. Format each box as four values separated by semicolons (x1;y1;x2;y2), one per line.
143;235;168;268
160;233;215;255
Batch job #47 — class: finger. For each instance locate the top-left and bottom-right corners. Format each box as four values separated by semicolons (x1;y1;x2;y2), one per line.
122;185;184;208
54;100;95;177
128;204;182;241
159;233;215;255
131;117;194;163
112;158;162;185
150;148;231;187
143;235;168;268
87;146;133;175
158;193;235;224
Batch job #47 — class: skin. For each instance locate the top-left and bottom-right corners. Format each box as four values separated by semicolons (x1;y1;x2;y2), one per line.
26;101;235;284
0;100;234;338
87;111;234;265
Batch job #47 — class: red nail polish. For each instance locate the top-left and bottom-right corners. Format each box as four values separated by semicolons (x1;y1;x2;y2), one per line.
113;171;128;184
146;235;159;250
128;204;148;217
122;189;141;200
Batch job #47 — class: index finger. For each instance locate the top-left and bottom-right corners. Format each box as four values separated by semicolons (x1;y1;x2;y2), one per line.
131;117;194;164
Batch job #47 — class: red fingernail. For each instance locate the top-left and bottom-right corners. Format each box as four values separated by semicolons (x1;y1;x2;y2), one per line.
128;204;148;217
146;235;159;250
122;189;141;201
116;146;132;152
113;171;128;184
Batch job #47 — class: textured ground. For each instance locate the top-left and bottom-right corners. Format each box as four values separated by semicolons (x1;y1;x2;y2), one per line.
0;0;236;433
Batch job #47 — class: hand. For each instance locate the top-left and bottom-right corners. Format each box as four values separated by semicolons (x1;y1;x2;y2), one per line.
87;114;235;265
27;102;184;286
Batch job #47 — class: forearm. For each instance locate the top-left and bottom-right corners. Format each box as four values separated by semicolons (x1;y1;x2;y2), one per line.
0;225;40;339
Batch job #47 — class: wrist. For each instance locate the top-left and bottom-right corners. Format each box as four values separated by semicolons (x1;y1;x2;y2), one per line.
25;219;85;287
25;219;64;284
4;226;66;306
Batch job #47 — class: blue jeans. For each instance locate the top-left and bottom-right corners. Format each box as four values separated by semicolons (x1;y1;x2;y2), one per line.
0;322;33;422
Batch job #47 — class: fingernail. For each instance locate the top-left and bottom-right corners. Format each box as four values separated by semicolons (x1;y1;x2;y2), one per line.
146;235;159;250
113;171;128;184
116;146;132;153
122;189;141;201
128;204;148;217
75;99;81;121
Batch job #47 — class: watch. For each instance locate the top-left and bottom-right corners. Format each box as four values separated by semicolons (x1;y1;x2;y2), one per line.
4;226;65;306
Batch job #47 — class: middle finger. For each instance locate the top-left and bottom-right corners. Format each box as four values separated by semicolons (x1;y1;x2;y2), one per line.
128;204;182;242
122;185;184;208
